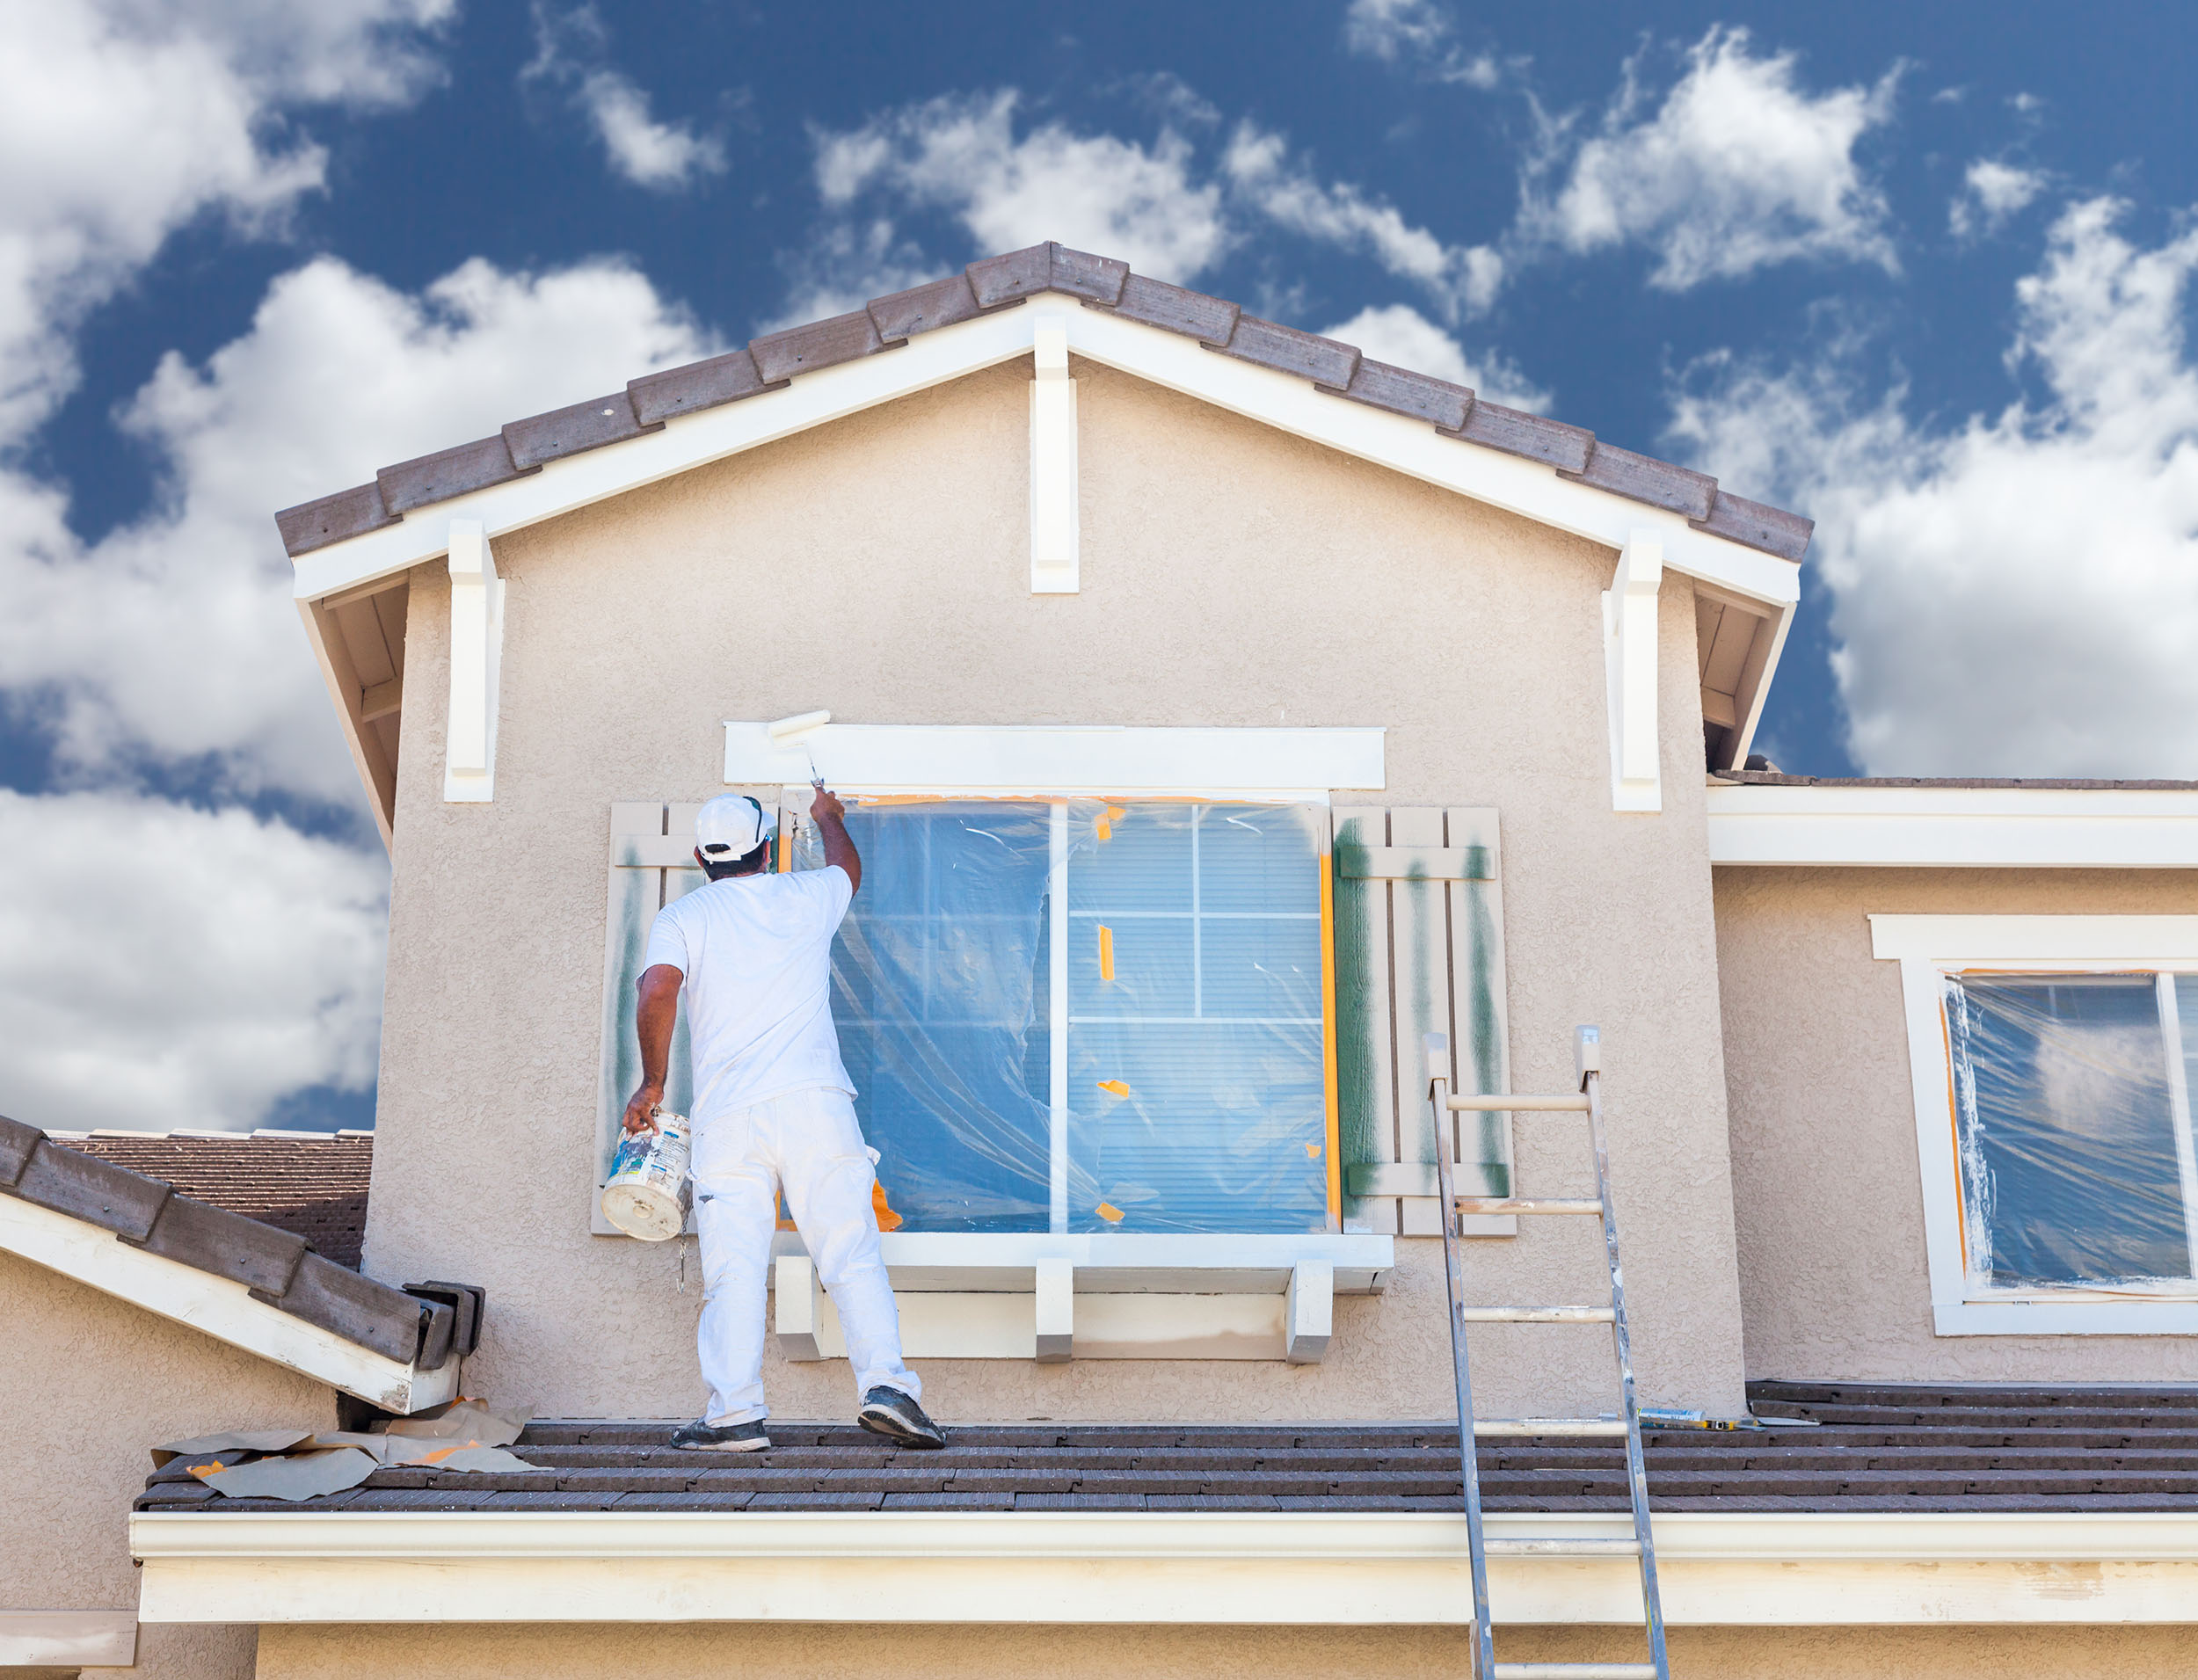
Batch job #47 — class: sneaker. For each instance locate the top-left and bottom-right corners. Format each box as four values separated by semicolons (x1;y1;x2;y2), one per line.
857;1385;946;1450
670;1417;771;1452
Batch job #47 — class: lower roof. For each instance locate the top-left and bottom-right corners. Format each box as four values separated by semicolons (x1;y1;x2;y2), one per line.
140;1382;2198;1515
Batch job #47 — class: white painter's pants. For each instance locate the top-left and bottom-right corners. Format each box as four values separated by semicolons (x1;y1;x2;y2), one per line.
692;1087;919;1425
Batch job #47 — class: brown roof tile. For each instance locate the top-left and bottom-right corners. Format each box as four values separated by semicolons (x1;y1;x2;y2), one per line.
1323;358;1474;431
273;243;1812;564
1562;440;1717;522
47;1131;371;1269
1214;314;1360;388
504;393;659;470
628;348;782;426
377;435;532;516
749;310;888;383
1444;400;1595;473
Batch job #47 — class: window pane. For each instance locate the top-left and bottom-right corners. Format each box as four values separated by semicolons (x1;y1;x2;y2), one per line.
1946;973;2191;1288
800;804;1053;1233
1066;803;1328;1233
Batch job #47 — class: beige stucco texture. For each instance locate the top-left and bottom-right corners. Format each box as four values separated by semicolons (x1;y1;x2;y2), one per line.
1715;866;2198;1383
367;353;1748;1421
254;1620;2198;1680
0;1253;333;1679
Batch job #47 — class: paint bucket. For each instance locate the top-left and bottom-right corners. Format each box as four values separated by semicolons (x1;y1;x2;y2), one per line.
600;1112;693;1241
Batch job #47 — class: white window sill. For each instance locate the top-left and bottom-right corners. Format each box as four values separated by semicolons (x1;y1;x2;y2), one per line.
766;1231;1393;1364
1934;1298;2198;1336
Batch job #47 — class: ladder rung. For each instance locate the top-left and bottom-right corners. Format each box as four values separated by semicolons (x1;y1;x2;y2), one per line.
1456;1197;1603;1216
1447;1093;1590;1111
1485;1537;1641;1557
1474;1417;1627;1436
1494;1666;1660;1679
1457;1305;1616;1323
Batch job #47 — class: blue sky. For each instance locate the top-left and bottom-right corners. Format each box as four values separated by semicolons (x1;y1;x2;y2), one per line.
4;1;2196;1132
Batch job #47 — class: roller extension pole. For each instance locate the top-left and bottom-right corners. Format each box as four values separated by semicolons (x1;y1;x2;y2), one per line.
1425;1034;1496;1679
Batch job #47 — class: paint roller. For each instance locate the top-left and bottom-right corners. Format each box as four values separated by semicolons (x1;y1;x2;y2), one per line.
768;710;832;786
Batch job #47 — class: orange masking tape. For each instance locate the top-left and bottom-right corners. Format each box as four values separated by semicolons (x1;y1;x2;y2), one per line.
1097;924;1115;981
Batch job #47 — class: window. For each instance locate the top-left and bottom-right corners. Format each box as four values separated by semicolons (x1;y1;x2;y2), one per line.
1872;915;2198;1334
790;800;1333;1235
1944;972;2198;1292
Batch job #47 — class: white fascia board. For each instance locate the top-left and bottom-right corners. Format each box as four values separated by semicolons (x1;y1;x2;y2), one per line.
724;721;1385;797
0;1193;457;1414
133;1509;2198;1627
289;295;1799;621
1708;784;2198;869
1868;913;2198;963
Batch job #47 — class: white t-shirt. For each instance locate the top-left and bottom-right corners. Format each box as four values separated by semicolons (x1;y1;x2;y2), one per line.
643;865;855;1123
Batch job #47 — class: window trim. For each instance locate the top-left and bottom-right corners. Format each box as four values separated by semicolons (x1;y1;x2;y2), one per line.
1871;914;2198;1335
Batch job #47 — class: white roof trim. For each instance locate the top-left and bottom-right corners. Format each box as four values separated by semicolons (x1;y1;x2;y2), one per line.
134;1509;2198;1626
0;1192;456;1414
290;295;1801;622
1707;782;2198;869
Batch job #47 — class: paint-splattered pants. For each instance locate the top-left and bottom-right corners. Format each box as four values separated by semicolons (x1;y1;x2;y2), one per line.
692;1086;920;1425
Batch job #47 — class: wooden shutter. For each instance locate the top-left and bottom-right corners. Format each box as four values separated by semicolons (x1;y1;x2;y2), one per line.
1330;807;1513;1237
590;803;704;1235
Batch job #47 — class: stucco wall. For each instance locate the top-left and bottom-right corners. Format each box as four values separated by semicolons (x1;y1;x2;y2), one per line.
1715;865;2198;1382
0;1252;336;1679
366;353;1748;1421
254;1620;2198;1680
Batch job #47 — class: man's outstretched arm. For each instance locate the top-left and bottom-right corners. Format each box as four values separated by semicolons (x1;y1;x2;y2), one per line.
812;785;861;895
622;964;683;1134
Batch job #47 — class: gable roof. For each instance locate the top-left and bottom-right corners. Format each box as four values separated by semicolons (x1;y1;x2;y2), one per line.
1;1114;463;1412
274;241;1811;566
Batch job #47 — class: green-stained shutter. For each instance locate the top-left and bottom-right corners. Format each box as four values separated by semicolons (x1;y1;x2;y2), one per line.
591;803;701;1235
1331;807;1513;1237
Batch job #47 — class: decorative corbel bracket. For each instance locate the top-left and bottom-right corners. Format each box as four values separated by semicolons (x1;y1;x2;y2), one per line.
1029;316;1079;593
443;519;504;804
1602;531;1664;813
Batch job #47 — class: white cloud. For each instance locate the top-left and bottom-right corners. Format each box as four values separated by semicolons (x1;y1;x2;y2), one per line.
816;91;1233;283
1519;26;1900;291
1667;198;2198;777
1341;0;1497;88
0;789;389;1132
1321;302;1548;411
0;0;451;440
525;5;725;192
1951;159;2045;239
0;254;719;803
1226;124;1502;320
807;89;1500;327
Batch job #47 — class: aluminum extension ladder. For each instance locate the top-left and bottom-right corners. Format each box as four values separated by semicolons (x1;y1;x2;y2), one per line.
1423;1026;1668;1680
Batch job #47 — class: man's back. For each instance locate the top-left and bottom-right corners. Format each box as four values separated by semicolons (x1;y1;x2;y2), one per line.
644;866;854;1122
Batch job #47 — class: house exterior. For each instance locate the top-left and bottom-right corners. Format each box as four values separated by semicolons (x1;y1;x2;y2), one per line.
5;241;2198;1677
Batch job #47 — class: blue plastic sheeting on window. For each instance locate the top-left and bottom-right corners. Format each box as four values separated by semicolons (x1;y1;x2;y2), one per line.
1067;804;1327;1233
1944;972;2194;1290
800;803;1055;1233
796;799;1330;1235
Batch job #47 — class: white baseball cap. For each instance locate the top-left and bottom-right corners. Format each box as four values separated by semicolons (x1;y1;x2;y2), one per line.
694;794;777;863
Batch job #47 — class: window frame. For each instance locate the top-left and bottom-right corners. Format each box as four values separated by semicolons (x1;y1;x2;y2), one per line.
780;792;1343;1237
1873;914;2198;1335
